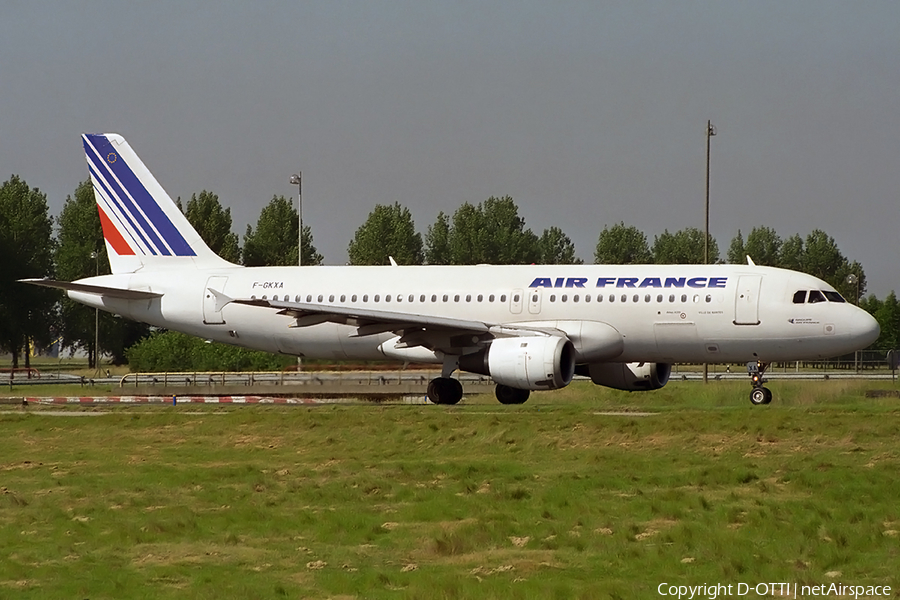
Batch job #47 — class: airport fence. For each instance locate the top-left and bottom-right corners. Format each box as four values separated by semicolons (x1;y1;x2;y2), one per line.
4;350;898;390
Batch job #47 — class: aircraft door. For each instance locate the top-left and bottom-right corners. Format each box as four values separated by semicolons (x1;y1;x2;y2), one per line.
734;275;761;325
203;276;228;325
528;288;542;314
510;289;523;314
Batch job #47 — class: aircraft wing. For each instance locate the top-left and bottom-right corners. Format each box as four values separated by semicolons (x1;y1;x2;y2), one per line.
20;278;164;300
226;294;560;345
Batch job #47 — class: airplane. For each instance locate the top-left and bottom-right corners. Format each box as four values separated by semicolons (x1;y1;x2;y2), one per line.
23;134;880;406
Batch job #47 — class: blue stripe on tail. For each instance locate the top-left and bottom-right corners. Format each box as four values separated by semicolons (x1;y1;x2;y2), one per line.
83;134;196;257
84;139;169;255
88;163;157;255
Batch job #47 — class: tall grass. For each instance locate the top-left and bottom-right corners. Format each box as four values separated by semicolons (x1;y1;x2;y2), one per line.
0;382;898;598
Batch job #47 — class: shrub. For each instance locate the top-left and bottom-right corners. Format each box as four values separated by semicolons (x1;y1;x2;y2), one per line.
125;330;294;372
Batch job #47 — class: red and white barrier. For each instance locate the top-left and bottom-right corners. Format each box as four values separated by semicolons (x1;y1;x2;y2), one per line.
21;395;428;405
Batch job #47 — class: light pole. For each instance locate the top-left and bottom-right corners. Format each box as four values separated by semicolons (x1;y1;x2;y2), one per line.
90;250;100;376
289;173;303;373
847;273;860;372
290;173;302;266
705;120;716;266
704;120;716;384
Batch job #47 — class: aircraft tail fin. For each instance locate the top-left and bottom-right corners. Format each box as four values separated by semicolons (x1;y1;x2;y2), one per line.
82;133;235;274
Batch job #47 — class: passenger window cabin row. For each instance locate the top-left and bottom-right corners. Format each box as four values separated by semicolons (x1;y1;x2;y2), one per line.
248;291;722;305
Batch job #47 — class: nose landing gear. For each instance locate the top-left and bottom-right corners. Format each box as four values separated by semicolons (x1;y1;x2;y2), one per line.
746;361;772;405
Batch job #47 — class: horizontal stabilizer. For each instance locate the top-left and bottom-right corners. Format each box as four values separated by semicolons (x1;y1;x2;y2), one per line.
19;278;163;300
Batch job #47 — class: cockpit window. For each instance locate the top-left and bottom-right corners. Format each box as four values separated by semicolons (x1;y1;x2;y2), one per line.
793;289;846;304
808;290;827;303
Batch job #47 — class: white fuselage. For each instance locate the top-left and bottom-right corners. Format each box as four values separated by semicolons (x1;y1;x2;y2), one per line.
71;263;879;365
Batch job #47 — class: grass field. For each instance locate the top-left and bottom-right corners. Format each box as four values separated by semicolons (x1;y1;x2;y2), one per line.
2;380;899;599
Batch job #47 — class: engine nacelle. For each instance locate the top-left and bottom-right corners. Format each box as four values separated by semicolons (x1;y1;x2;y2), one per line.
583;362;671;391
459;336;576;390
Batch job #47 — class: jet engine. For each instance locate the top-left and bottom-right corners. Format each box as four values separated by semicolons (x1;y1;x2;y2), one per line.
581;362;671;391
459;336;576;390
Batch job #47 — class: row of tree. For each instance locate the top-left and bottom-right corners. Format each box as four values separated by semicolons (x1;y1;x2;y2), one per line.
0;176;56;368
347;202;866;300
0;173;895;369
348;197;582;266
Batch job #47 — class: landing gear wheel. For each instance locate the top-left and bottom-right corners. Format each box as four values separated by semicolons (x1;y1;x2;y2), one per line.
495;384;530;405
749;387;768;405
427;377;463;405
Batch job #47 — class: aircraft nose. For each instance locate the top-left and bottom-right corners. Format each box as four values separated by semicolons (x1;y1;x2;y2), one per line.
849;307;880;348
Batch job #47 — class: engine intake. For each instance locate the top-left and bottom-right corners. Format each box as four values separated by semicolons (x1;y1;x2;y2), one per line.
459;336;576;390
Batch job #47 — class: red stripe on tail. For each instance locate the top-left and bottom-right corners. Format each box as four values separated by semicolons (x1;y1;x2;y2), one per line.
97;205;135;255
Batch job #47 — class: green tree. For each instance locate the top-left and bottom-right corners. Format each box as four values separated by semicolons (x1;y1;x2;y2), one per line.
652;227;719;264
744;226;782;267
538;226;583;264
802;229;845;281
55;181;149;367
780;234;804;271
0;175;56;368
447;202;484;264
243;195;322;266
347;202;423;265
446;196;540;264
424;211;451;265
184;191;241;263
834;260;867;304
876;291;900;351
594;222;652;264
56;180;107;368
478;196;540;264
726;229;745;264
800;229;864;298
862;292;900;351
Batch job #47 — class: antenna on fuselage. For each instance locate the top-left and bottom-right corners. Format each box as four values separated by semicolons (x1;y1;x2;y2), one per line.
746;256;756;266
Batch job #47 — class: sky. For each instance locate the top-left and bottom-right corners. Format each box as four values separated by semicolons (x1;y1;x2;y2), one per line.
2;2;899;295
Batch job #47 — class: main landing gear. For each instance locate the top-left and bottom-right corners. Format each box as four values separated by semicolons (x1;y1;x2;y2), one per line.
426;378;531;405
746;361;772;405
427;358;531;405
426;377;463;405
427;357;465;405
